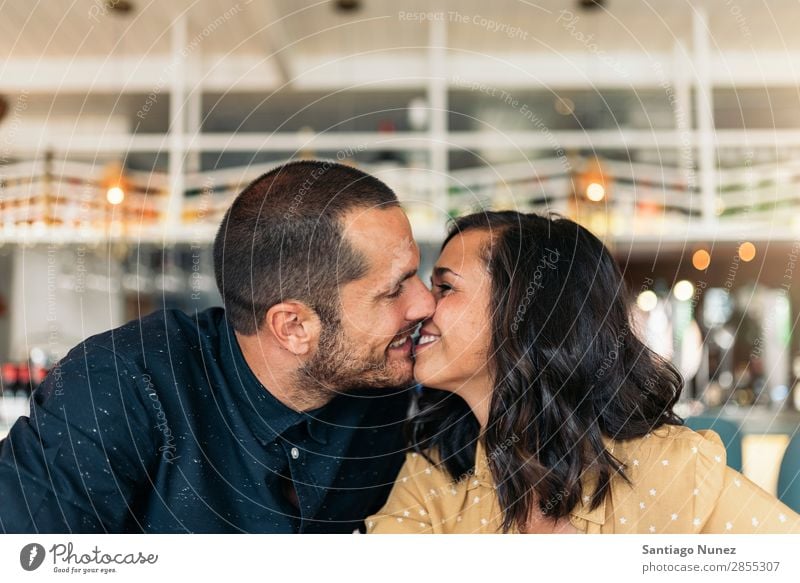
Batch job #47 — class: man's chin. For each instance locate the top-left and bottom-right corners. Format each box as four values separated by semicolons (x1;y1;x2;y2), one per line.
389;353;415;379
362;355;414;389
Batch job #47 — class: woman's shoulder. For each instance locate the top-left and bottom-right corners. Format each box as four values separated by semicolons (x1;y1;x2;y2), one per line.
610;424;729;503
653;423;724;444
609;424;729;499
614;423;726;465
655;423;726;461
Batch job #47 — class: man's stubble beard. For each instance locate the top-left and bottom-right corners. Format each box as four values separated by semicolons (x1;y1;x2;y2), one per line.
297;318;412;401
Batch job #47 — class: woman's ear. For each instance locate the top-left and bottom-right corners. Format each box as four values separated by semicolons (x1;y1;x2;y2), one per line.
265;301;321;355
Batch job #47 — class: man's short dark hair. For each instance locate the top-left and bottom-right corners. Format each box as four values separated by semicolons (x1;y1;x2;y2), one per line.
213;159;399;335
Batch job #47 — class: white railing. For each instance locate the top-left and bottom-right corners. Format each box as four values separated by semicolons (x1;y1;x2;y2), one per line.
2;155;800;244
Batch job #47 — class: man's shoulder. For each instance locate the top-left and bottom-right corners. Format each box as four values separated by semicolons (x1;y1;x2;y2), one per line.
39;308;229;416
76;307;226;363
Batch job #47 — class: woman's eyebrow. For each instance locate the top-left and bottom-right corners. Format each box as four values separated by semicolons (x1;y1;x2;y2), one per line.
432;266;463;279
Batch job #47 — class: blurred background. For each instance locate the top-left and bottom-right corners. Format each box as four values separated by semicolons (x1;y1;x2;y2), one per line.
1;0;800;509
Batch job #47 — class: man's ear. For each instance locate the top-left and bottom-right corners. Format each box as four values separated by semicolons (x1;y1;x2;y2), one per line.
265;301;321;355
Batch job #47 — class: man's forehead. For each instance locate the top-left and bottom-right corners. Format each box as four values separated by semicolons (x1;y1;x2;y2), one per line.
342;207;416;250
342;205;409;234
343;208;417;260
369;234;420;277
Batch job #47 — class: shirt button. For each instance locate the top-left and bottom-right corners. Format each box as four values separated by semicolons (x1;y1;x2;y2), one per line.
290;447;300;460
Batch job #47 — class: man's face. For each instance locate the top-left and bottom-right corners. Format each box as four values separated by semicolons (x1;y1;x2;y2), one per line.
301;206;435;392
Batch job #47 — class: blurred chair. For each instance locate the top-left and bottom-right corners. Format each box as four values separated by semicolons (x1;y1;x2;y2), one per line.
684;415;743;472
777;432;800;513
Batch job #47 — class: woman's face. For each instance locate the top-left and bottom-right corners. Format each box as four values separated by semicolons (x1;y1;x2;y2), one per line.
413;229;494;423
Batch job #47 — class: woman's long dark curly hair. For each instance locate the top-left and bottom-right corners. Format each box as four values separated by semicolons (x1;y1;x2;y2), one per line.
409;211;683;533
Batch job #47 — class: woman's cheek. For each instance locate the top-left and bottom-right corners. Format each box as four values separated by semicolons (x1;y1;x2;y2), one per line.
433;297;453;331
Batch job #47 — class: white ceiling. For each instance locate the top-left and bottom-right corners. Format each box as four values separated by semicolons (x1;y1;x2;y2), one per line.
1;0;799;60
2;0;800;136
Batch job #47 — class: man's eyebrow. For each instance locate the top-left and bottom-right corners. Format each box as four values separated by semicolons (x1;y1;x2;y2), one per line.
432;266;463;279
377;268;418;297
392;269;418;288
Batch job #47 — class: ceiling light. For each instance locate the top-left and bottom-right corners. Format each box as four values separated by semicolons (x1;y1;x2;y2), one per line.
673;280;694;302
692;249;711;270
586;182;605;202
738;242;756;262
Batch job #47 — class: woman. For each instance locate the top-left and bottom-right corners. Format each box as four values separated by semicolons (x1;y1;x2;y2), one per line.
368;211;800;534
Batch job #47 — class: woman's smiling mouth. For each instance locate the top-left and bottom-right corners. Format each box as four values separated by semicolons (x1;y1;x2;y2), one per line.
414;330;440;355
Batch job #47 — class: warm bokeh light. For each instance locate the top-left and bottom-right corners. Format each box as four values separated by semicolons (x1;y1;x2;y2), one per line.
586;182;605;202
739;241;756;262
692;249;711;270
673;280;695;302
106;186;125;205
636;290;658;312
555;96;575;115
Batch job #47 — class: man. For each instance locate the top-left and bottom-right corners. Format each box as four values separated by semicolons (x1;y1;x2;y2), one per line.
0;160;434;533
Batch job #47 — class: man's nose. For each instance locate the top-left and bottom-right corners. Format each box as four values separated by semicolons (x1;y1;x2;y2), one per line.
406;276;435;322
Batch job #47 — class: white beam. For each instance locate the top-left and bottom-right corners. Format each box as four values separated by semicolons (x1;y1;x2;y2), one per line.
259;1;292;86
9;129;800;156
428;16;448;232
166;15;188;233
672;41;695;192
0;58;179;93
693;8;717;228
186;57;202;173
6;51;800;94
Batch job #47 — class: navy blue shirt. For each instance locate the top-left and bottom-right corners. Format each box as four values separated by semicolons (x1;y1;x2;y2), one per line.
0;308;410;533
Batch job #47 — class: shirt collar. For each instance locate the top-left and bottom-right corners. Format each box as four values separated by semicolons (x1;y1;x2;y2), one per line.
473;439;607;527
219;314;353;447
305;407;330;445
570;473;607;527
219;315;309;444
472;440;492;486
